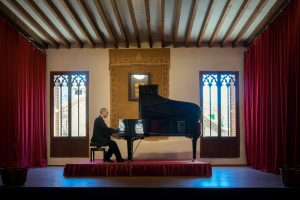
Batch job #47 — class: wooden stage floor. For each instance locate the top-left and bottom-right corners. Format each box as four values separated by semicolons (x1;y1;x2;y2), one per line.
0;166;299;199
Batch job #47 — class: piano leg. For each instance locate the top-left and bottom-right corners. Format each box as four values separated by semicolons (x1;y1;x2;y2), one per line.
126;139;134;161
192;137;198;162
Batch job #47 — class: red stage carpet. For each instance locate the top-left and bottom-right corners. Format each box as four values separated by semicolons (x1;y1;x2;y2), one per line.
64;160;211;177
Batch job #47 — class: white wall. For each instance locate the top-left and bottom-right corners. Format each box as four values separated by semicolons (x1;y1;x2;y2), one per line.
46;47;246;165
170;48;246;165
46;49;109;165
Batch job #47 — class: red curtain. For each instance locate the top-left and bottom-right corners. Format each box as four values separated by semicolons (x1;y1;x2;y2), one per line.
244;0;300;173
0;17;47;168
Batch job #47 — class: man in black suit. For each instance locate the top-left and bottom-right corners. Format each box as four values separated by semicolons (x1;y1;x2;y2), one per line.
91;108;125;163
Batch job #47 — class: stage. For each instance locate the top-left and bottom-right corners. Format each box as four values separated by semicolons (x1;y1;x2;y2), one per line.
64;160;212;177
1;166;298;200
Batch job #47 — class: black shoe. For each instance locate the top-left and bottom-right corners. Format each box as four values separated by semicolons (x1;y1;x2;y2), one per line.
103;158;114;163
116;158;126;163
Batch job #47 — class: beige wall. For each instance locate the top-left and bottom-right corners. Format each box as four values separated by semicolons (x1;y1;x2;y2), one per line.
46;47;246;165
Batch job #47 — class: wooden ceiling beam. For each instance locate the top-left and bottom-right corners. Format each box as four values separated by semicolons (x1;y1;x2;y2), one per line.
208;0;231;47
221;0;249;47
8;0;59;48
246;0;288;46
79;0;106;47
197;0;214;47
27;0;70;48
0;1;47;49
61;0;95;48
144;0;152;48
184;0;197;47
173;0;182;46
127;0;140;48
44;0;83;48
93;0;118;48
232;0;268;47
160;0;165;47
2;0;286;49
110;0;129;48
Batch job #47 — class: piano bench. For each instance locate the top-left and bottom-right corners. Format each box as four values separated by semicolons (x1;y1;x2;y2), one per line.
90;143;106;162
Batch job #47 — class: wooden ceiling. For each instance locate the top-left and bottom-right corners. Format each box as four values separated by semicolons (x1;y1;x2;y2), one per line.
0;0;289;49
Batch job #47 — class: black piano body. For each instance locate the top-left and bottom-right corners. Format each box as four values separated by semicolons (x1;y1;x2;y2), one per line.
115;84;202;161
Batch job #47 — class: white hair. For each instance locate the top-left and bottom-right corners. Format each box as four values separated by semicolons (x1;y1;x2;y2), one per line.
100;108;107;114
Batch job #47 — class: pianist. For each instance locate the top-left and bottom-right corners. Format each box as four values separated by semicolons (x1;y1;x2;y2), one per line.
91;107;126;163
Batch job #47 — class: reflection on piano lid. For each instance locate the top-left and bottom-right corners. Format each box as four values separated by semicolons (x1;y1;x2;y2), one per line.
118;119;125;132
118;119;149;136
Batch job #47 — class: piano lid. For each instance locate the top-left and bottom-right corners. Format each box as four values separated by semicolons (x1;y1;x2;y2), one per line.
138;84;201;122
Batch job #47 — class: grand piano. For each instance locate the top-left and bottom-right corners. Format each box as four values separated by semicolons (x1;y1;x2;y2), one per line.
115;84;202;161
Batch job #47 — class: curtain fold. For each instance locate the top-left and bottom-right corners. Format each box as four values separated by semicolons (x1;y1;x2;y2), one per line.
244;0;300;173
0;17;46;168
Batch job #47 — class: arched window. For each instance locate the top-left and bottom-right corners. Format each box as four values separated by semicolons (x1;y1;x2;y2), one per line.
50;71;89;157
200;71;240;158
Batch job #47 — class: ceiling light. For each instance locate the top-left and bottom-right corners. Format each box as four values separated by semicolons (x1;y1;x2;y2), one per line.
133;75;145;80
